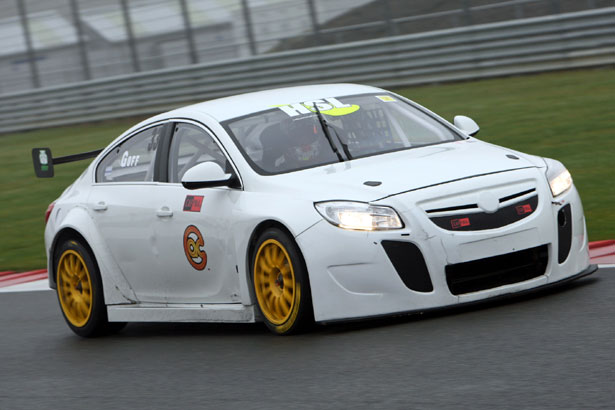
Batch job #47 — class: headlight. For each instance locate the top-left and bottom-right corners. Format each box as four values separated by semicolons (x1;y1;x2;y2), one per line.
314;201;404;231
544;158;572;197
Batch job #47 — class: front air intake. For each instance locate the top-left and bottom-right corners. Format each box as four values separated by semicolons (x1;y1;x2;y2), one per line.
557;204;572;263
445;245;548;295
381;241;433;292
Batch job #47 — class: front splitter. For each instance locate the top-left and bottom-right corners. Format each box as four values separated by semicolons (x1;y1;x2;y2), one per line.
319;264;599;324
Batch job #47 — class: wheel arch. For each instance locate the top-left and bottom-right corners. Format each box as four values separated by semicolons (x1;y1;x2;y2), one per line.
48;207;137;304
244;218;315;333
244;219;308;302
50;228;97;286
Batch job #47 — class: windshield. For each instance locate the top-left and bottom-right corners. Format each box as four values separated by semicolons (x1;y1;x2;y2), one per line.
223;93;462;175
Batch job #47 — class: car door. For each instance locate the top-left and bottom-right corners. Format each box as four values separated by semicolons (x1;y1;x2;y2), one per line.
148;121;242;304
88;123;172;302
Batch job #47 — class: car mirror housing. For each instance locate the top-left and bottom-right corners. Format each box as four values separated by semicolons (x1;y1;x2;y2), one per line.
453;115;480;136
181;161;237;189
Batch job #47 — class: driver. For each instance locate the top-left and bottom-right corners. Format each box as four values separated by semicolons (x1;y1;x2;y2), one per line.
281;115;325;167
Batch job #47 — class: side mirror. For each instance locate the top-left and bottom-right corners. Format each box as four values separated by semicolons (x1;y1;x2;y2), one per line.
181;161;237;190
453;115;480;136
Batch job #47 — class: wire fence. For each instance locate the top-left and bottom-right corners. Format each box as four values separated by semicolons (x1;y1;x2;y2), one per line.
0;0;610;95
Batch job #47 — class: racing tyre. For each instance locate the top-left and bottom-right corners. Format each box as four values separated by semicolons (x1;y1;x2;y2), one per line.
252;228;313;335
55;239;125;337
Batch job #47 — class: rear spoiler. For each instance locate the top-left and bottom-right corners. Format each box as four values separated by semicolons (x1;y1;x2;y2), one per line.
32;147;102;178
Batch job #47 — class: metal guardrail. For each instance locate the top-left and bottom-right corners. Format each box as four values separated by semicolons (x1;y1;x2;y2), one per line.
0;8;613;134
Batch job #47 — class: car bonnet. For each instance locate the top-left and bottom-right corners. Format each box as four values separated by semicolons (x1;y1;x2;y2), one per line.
261;139;539;202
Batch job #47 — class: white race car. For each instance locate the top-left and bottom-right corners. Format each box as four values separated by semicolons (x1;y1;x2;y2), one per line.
34;84;596;337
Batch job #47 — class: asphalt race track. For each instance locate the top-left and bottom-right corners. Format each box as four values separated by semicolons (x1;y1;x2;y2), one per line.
1;268;613;410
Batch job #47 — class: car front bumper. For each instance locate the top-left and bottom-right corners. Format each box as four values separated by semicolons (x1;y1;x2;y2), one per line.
297;168;592;322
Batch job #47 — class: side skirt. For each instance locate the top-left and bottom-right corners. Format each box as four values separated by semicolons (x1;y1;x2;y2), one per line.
107;303;258;323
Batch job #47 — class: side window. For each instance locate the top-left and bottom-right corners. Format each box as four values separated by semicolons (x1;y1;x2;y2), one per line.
96;126;163;182
168;123;229;183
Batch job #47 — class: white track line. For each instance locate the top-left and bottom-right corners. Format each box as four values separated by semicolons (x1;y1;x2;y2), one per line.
598;264;615;269
0;279;50;293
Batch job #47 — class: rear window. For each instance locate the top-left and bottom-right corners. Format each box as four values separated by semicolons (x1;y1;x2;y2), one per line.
96;125;163;182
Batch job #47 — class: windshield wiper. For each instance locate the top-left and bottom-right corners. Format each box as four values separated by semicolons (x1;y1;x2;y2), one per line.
312;103;346;162
328;123;353;160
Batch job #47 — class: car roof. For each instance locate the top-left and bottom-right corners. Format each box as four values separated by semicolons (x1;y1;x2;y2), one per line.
164;83;384;122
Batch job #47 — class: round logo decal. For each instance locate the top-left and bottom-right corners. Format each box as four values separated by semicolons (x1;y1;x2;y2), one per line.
183;225;207;270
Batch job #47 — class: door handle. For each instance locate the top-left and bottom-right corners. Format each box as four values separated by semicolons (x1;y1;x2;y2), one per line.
156;206;173;217
93;201;107;211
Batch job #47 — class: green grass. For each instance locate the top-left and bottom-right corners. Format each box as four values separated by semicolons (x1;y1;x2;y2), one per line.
0;119;139;271
1;68;613;271
397;68;615;242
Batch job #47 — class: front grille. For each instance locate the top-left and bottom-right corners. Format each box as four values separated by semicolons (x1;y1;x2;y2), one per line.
445;245;548;295
382;241;433;292
429;195;538;231
425;188;536;214
499;188;536;203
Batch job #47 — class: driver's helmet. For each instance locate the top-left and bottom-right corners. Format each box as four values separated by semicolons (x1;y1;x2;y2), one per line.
282;115;322;163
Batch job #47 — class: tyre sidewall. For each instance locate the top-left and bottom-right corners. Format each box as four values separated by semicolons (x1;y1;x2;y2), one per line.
55;240;108;337
252;228;313;335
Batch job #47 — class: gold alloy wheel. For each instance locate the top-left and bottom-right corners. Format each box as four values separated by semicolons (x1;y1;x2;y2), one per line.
57;249;93;328
254;239;296;325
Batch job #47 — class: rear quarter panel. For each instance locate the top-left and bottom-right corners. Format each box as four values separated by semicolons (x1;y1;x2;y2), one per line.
45;169;137;305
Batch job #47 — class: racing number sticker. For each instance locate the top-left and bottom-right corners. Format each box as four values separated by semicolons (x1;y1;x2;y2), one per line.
183;225;207;270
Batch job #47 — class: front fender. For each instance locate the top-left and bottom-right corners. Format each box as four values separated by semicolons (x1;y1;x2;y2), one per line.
231;192;322;306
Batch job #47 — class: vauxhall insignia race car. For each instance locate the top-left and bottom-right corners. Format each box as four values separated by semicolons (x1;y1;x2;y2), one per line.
33;84;597;337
